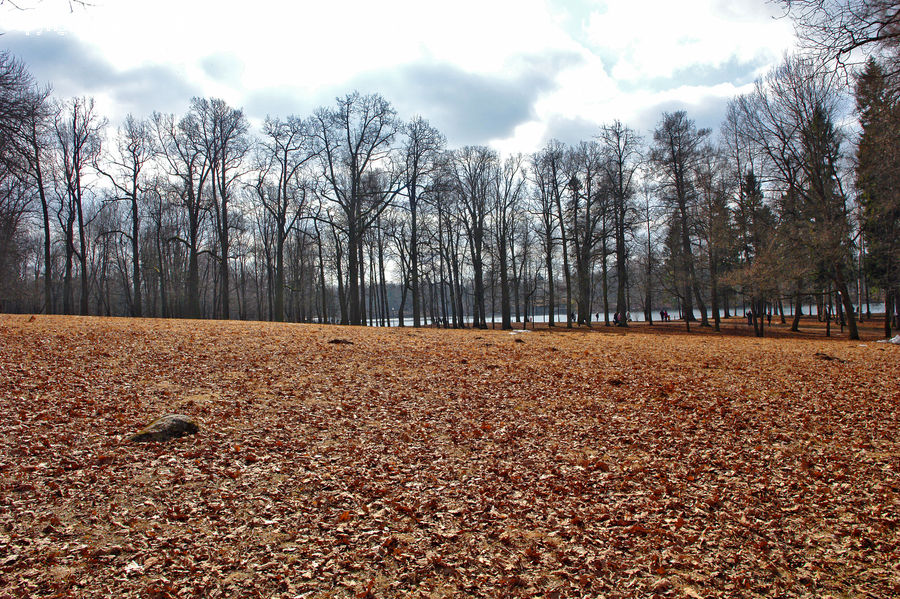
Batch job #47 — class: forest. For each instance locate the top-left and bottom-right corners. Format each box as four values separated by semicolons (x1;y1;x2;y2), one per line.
0;4;898;342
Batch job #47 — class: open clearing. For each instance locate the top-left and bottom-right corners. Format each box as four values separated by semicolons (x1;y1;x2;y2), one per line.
0;315;898;598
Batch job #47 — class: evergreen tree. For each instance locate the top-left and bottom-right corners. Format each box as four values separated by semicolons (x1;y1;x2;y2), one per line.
856;58;900;337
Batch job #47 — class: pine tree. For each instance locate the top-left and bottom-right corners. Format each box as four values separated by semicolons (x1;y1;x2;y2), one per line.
856;58;900;337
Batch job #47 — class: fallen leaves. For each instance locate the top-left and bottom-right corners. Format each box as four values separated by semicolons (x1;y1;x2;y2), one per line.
0;314;898;597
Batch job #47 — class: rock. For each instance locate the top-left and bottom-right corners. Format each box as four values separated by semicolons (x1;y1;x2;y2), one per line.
128;414;198;442
813;352;845;363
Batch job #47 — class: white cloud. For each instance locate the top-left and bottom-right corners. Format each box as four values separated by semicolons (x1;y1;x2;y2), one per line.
484;0;795;152
586;0;794;81
2;0;798;152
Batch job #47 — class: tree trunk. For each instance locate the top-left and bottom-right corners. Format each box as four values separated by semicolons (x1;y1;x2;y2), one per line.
438;223;448;327
156;224;168;318
678;210;695;327
645;217;652;325
221;210;230;320
471;231;486;329
614;204;628;327
551;182;573;328
188;243;200;319
885;289;893;339
510;233;521;324
544;243;555;327
274;223;285;322
791;286;802;332
577;262;592;327
33;143;53;314
601;234;610;326
410;193;421;327
347;223;360;325
708;246;720;331
693;280;709;326
77;192;89;316
358;238;367;326
187;204;201;319
834;269;859;340
130;192;142;318
378;230;389;327
499;237;512;330
453;255;465;328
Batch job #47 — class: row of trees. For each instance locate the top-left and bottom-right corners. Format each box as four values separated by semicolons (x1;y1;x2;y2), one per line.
1;47;897;338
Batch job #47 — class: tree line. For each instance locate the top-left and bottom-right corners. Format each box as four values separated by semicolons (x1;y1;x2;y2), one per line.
0;47;898;339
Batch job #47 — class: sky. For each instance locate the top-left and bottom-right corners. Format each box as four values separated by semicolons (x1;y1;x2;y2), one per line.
1;0;797;153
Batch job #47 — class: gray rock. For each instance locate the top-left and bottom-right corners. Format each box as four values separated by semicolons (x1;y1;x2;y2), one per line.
128;414;198;442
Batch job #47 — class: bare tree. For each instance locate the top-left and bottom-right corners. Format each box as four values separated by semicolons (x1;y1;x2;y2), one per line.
96;114;155;317
538;140;574;327
54;97;105;315
254;115;316;322
490;153;526;330
0;53;40;310
401;116;445;327
452;145;496;329
566;140;606;326
636;178;659;324
532;143;577;326
152;110;212;319
15;72;54;312
0;52;34;174
650;111;710;330
192;97;249;320
312;92;400;326
778;1;900;78
423;162;465;328
599;121;642;327
143;177;179;318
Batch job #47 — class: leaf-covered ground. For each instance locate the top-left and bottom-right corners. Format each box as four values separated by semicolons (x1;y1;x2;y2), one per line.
0;315;898;598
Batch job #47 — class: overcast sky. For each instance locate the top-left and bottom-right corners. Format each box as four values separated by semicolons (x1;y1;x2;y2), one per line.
2;0;796;152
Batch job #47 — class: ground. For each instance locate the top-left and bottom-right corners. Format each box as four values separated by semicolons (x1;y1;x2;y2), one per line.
0;314;898;598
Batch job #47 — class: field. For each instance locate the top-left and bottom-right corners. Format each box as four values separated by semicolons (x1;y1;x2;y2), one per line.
1;315;898;598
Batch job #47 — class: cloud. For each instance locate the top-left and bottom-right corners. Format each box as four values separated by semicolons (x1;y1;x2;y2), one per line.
200;53;244;85
541;115;603;147
0;1;797;154
243;57;571;147
634;93;736;135
3;31;198;118
586;0;794;82
243;87;321;122
340;53;582;147
619;55;769;94
396;64;548;144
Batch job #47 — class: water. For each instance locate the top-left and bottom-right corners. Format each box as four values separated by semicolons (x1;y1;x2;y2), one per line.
362;302;889;327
